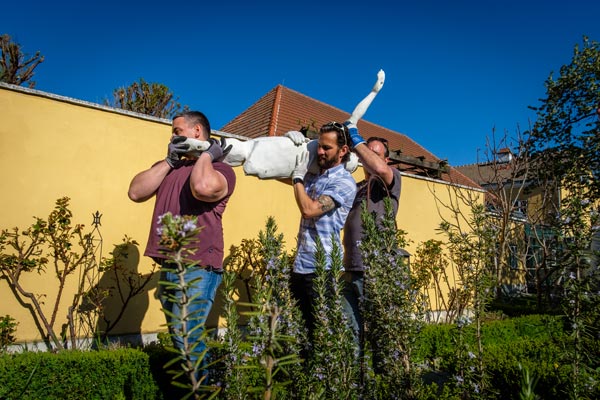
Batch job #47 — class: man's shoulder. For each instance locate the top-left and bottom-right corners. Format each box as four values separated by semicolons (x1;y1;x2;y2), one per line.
334;168;356;187
331;164;355;180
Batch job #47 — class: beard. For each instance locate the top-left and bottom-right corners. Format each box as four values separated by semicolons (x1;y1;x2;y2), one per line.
318;153;339;170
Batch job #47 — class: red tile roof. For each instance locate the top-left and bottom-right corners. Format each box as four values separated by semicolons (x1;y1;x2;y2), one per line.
220;85;480;189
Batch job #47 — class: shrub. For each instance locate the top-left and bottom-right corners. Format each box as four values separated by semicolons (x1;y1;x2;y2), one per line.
414;314;600;399
0;348;157;399
0;315;17;352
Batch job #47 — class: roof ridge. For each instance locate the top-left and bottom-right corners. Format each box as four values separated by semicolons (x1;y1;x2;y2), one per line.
268;85;283;136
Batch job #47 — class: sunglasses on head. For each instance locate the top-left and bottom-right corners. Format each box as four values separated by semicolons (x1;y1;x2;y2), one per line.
320;121;348;147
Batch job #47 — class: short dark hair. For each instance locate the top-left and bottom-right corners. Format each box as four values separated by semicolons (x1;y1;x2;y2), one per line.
367;136;390;158
319;121;351;162
174;111;211;139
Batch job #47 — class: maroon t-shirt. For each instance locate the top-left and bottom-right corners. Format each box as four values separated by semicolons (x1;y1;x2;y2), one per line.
144;160;236;269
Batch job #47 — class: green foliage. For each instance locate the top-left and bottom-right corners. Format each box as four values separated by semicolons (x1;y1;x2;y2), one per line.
518;363;540;400
527;36;600;200
550;190;600;399
224;236;265;305
435;202;499;398
155;212;219;399
0;348;157;399
0;33;44;87
0;315;17;352
360;198;426;398
220;217;303;400
105;78;187;119
438;203;497;317
412;239;459;323
0;197;102;350
306;236;358;399
413;314;600;399
216;269;252;399
0;198;150;350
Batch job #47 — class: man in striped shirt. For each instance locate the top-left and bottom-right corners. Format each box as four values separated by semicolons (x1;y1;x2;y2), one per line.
289;121;357;341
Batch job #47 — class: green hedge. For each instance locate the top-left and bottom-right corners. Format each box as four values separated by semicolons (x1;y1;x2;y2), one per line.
0;315;596;399
0;348;157;400
414;314;599;399
414;314;566;361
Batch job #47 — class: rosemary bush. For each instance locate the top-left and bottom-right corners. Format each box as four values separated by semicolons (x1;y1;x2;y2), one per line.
360;199;426;399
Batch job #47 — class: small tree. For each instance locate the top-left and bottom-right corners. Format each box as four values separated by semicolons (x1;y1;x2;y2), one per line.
524;37;600;397
105;78;187;119
0;34;44;88
527;36;600;201
0;197;100;350
437;203;496;399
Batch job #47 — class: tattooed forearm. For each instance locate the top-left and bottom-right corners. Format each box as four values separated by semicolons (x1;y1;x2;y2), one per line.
318;195;335;213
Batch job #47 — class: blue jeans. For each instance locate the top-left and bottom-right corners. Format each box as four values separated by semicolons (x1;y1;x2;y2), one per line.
341;271;364;355
158;264;223;368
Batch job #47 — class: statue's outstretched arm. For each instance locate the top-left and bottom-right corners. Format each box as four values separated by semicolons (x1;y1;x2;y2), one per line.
347;69;385;125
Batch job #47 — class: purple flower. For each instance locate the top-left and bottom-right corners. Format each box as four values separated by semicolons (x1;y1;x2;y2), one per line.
183;219;197;233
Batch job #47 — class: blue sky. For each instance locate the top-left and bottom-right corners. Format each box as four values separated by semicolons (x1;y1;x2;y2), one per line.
3;0;599;166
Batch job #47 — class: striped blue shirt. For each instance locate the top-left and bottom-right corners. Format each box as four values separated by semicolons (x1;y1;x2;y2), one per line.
293;164;357;274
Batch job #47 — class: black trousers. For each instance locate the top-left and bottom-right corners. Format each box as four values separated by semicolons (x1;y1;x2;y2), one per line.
290;272;318;338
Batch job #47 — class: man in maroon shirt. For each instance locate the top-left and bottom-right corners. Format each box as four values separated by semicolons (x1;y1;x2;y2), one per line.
128;111;236;371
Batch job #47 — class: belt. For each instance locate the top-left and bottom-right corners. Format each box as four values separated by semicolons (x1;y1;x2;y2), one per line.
159;260;223;275
344;270;365;276
202;265;224;274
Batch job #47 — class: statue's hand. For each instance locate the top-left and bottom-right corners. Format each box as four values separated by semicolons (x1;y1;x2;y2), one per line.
181;137;210;157
372;69;385;93
284;130;308;146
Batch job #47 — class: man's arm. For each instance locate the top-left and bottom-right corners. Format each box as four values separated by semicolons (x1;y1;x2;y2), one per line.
128;160;171;203
190;152;230;202
291;149;336;218
354;144;394;186
293;181;336;219
128;136;193;203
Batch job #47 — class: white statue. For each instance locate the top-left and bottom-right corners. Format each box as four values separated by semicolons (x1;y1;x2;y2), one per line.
183;69;386;179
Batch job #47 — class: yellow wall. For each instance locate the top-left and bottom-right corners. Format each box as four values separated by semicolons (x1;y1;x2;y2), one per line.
0;85;483;343
399;177;478;247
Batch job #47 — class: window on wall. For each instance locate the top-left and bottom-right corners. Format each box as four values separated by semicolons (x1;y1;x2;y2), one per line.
514;199;528;216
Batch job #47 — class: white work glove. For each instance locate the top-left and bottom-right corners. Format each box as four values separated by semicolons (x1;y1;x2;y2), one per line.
292;150;310;181
284;130;309;146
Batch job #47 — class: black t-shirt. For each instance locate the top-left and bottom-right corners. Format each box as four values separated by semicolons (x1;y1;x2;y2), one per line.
342;169;402;271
